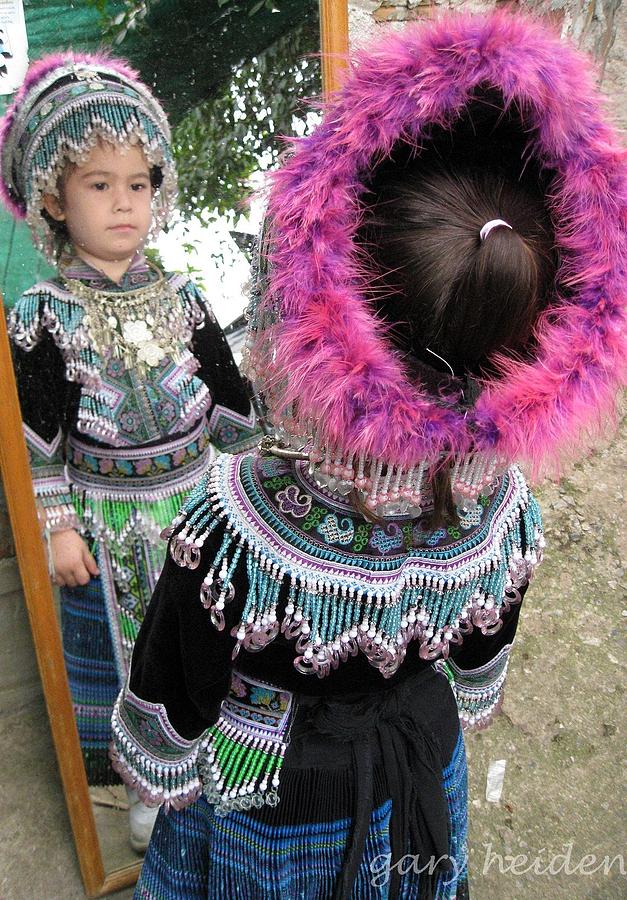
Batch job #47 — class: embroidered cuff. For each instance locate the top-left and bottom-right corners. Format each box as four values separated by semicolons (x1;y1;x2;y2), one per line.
440;643;513;731
198;671;293;816
110;685;203;810
37;492;81;533
33;476;80;533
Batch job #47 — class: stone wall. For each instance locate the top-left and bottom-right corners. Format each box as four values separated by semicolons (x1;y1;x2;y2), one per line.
349;1;624;82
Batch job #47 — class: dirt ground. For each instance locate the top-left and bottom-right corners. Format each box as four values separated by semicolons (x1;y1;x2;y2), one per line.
465;420;626;899
1;428;623;900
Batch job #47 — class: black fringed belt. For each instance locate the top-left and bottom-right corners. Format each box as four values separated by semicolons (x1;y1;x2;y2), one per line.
295;667;453;900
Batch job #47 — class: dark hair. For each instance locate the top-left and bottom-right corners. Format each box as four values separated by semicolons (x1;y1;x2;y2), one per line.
356;128;556;529
357;161;556;375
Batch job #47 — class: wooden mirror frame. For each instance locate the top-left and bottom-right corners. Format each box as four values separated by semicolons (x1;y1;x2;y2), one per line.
0;4;348;895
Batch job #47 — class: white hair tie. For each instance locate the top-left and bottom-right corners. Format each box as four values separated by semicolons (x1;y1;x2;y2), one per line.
480;219;512;241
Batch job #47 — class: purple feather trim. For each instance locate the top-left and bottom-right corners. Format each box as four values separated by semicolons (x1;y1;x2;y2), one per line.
251;11;626;479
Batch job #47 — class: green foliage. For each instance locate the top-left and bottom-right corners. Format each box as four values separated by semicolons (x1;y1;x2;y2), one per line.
84;0;320;222
86;0;155;43
218;0;282;13
143;245;166;270
172;18;320;222
89;0;286;47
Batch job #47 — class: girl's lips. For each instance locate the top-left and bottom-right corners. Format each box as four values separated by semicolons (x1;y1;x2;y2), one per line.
109;224;135;231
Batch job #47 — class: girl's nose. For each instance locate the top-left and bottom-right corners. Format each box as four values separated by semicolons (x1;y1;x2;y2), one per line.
113;188;133;211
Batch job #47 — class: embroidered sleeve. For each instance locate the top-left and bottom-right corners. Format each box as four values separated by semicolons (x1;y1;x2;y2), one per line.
24;424;79;532
110;543;240;807
8;300;79;533
110;683;204;809
439;583;527;731
440;643;513;731
179;279;262;452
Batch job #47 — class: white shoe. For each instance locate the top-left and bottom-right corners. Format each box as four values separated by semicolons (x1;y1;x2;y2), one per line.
126;787;159;853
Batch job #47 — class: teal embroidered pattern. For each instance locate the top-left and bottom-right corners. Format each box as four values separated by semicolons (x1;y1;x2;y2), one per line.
166;451;544;680
317;513;354;546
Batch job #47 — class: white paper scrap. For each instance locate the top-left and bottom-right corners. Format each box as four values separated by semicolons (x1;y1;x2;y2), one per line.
486;758;507;803
0;0;28;95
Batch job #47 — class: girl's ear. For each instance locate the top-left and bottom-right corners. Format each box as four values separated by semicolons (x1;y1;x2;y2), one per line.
42;192;65;222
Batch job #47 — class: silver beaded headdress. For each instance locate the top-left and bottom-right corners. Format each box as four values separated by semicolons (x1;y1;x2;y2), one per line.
0;52;177;262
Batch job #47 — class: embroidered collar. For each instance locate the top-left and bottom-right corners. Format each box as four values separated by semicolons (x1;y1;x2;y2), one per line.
59;252;156;291
165;451;544;677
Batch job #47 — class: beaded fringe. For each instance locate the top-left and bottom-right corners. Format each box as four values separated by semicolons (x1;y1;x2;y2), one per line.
8;278;209;445
74;487;193;555
111;688;202;810
112;671;292;816
198;717;288;816
251;407;502;517
165;456;544;679
438;642;513;731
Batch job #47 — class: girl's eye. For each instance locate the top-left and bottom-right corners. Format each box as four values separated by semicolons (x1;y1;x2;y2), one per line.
92;182;108;191
131;182;148;191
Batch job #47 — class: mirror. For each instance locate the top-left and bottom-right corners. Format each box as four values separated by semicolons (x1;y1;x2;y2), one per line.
0;2;348;895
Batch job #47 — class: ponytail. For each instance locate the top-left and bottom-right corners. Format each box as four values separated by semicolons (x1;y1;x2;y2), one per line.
355;152;556;529
357;162;555;375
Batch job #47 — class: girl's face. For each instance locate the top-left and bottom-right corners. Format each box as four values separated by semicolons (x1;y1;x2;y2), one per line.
43;141;154;282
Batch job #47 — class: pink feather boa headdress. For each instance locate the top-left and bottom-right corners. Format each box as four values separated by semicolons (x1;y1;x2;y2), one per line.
246;11;626;492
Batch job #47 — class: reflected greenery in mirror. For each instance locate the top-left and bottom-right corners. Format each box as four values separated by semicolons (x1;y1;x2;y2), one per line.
88;0;321;221
0;0;324;893
173;19;320;221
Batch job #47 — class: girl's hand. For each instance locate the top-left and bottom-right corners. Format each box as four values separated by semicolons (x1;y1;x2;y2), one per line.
50;529;99;587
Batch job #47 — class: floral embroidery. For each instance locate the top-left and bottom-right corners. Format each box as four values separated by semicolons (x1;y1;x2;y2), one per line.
68;429;210;480
227;673;292;722
120;410;142;433
114;459;135;476
249;687;276;708
316;513;354;546
156;399;177;425
301;505;326;531
217;423;239;446
276;484;313;518
105;357;125;377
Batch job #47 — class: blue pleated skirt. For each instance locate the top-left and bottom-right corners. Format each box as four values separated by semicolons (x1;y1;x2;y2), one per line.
134;729;468;899
60;576;121;785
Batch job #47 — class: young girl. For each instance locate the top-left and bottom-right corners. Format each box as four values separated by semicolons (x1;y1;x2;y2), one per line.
111;12;625;898
0;53;259;846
